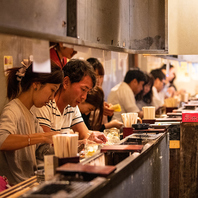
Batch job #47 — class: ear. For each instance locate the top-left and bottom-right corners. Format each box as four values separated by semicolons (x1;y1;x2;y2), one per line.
59;42;64;48
128;79;136;90
156;78;160;83
32;82;41;90
63;76;71;89
132;78;138;85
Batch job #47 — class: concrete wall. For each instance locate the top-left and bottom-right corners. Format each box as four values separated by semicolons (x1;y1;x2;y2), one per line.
0;34;39;113
169;0;198;54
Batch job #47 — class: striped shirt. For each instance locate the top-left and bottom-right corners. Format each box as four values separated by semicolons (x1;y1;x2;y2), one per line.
31;100;83;133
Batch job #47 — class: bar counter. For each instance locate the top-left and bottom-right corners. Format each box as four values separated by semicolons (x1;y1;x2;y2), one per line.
0;131;169;198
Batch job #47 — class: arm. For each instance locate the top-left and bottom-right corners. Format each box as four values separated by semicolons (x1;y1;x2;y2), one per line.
0;131;59;151
41;125;51;132
104;120;123;129
72;122;89;140
72;122;107;143
103;102;114;117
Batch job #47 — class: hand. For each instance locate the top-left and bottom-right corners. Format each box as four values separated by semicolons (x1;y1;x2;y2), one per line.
88;131;108;144
103;102;114;117
78;139;95;146
105;120;123;129
43;131;60;144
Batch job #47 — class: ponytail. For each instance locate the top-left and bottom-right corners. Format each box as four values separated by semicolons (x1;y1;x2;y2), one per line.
6;61;63;101
6;67;21;100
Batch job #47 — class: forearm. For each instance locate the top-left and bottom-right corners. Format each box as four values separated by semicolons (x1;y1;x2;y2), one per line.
0;134;45;150
104;122;113;129
72;122;89;140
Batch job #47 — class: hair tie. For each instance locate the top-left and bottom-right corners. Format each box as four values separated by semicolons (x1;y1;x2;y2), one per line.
16;59;32;81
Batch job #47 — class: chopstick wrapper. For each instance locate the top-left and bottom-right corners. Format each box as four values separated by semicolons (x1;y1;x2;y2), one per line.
52;134;78;158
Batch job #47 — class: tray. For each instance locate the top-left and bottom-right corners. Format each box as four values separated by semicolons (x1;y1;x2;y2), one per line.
130;133;162;140
132;123;150;130
56;163;116;177
155;118;182;122
133;128;166;133
167;112;182;117
100;145;143;153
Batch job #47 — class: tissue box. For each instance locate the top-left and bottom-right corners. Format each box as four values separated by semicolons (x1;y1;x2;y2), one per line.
182;111;198;122
44;155;79;181
123;127;134;138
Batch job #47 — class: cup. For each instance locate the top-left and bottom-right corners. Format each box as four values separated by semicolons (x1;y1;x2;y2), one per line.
84;143;98;158
181;93;188;102
142;106;155;119
104;128;120;144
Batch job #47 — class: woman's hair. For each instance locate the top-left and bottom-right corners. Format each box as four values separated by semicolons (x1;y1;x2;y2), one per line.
150;69;165;81
136;73;154;104
169;73;177;91
86;58;104;76
6;61;64;100
85;86;104;130
160;64;174;70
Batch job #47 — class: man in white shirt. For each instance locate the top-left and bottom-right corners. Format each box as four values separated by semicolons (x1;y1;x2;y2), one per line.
107;69;146;122
150;69;166;110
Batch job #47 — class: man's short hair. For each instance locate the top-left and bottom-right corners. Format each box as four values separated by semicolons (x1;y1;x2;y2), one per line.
124;69;146;84
150;69;166;81
62;59;96;87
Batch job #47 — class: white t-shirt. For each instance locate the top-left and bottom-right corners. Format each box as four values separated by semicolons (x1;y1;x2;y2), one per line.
152;86;164;110
31;99;83;133
0;99;43;185
107;82;139;122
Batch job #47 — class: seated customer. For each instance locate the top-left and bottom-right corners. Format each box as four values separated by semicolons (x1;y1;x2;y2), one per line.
87;57;114;117
136;73;154;110
79;86;123;131
107;69;146;122
32;59;107;144
0;60;63;185
150;69;166;110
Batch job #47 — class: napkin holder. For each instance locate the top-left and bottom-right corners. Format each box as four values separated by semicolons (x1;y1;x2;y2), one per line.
166;107;178;113
123;127;134;138
53;156;80;169
44;155;79;181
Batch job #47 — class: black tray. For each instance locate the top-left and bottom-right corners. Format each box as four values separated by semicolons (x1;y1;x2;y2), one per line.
132;123;150;130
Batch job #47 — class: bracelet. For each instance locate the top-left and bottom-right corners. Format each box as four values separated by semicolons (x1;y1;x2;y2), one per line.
27;135;31;146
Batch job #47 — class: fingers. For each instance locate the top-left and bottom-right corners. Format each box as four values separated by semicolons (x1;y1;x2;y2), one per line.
88;132;107;144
